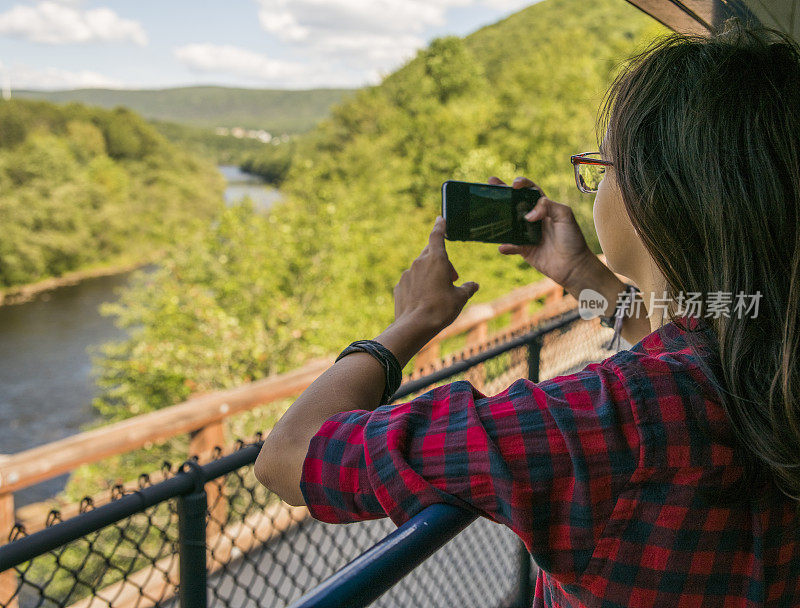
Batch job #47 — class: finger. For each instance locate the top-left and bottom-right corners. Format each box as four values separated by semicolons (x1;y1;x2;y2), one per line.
488;176;506;185
524;196;575;223
498;244;524;255
455;281;480;303
428;216;446;253
512;176;541;190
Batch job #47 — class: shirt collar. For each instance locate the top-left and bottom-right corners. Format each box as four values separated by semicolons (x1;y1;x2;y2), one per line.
639;313;716;356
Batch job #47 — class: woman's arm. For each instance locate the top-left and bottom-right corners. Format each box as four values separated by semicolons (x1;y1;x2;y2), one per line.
491;175;651;345
254;217;479;505
559;253;652;346
253;318;434;505
255;171;653;504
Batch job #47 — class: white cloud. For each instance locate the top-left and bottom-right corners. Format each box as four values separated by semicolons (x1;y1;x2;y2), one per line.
175;44;299;80
314;32;425;66
6;65;124;89
254;0;535;83
0;2;147;45
174;43;357;87
257;0;458;42
480;0;535;9
257;0;464;58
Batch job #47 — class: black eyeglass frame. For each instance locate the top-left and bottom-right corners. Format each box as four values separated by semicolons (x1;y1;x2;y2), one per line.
570;151;613;194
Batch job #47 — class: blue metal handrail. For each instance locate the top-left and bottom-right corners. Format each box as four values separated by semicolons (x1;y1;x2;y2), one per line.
285;309;581;607
287;504;477;608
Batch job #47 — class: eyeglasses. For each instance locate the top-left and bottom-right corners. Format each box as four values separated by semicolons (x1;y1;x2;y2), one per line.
570;152;613;194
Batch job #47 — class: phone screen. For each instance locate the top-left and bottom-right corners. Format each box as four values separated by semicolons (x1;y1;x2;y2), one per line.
442;180;542;246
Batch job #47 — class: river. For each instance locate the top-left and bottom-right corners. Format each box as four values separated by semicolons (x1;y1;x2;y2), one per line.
0;166;278;506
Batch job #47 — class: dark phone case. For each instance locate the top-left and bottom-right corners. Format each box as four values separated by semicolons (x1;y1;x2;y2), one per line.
441;180;542;246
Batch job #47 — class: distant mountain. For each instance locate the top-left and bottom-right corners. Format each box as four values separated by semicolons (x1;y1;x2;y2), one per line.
13;86;355;133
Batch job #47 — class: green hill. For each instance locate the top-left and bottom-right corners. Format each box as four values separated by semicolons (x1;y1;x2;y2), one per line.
90;0;668;426
0;99;225;289
13;86;355;133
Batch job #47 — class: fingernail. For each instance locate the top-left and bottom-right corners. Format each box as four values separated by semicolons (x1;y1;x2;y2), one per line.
525;210;537;220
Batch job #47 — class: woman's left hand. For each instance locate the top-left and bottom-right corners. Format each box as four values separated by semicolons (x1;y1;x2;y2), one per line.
254;218;477;505
394;216;479;335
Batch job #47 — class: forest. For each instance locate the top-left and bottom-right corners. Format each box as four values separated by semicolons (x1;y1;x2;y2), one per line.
0;98;225;289
0;0;673;496
87;0;668;435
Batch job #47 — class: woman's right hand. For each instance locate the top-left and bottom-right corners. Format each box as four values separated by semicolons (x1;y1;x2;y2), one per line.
490;175;594;289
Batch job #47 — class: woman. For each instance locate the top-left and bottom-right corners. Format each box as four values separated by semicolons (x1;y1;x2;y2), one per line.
255;18;800;606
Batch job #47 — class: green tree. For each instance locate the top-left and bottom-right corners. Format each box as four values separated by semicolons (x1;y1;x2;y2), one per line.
0;99;226;289
423;36;486;103
86;0;669;482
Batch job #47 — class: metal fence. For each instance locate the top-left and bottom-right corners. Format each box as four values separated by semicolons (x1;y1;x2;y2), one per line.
0;309;618;608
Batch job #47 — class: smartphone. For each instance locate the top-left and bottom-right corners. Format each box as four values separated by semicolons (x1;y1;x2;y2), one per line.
441;180;543;246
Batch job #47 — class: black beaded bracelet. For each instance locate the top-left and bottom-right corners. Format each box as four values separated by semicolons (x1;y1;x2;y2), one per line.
335;340;403;405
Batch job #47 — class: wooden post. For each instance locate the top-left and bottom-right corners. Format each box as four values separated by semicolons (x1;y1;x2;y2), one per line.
511;302;529;331
465;321;488;391
189;422;227;543
0;491;19;608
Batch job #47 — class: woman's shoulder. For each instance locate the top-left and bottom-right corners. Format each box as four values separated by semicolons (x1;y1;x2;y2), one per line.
522;315;726;444
631;313;716;358
575;316;735;469
531;315;715;396
598;314;720;383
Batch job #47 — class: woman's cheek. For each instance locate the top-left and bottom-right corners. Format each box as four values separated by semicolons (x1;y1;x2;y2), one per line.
593;176;630;275
593;185;614;261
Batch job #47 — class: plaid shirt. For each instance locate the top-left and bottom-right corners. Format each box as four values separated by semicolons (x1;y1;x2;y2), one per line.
300;315;800;607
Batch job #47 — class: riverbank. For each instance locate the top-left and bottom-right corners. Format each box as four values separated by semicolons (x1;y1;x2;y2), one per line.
0;250;165;307
2;165;279;507
1;166;278;308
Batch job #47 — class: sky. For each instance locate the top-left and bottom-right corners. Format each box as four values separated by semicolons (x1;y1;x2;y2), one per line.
0;0;540;90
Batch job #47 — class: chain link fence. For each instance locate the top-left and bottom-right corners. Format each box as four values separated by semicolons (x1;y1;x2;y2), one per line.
1;312;618;608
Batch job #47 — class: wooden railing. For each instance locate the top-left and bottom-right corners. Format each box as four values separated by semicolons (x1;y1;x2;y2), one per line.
0;272;587;607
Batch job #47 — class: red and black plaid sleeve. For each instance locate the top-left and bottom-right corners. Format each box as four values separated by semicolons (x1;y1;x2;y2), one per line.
300;357;640;583
299;317;800;605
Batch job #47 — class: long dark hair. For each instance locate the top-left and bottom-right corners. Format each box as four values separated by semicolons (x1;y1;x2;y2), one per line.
597;18;800;506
